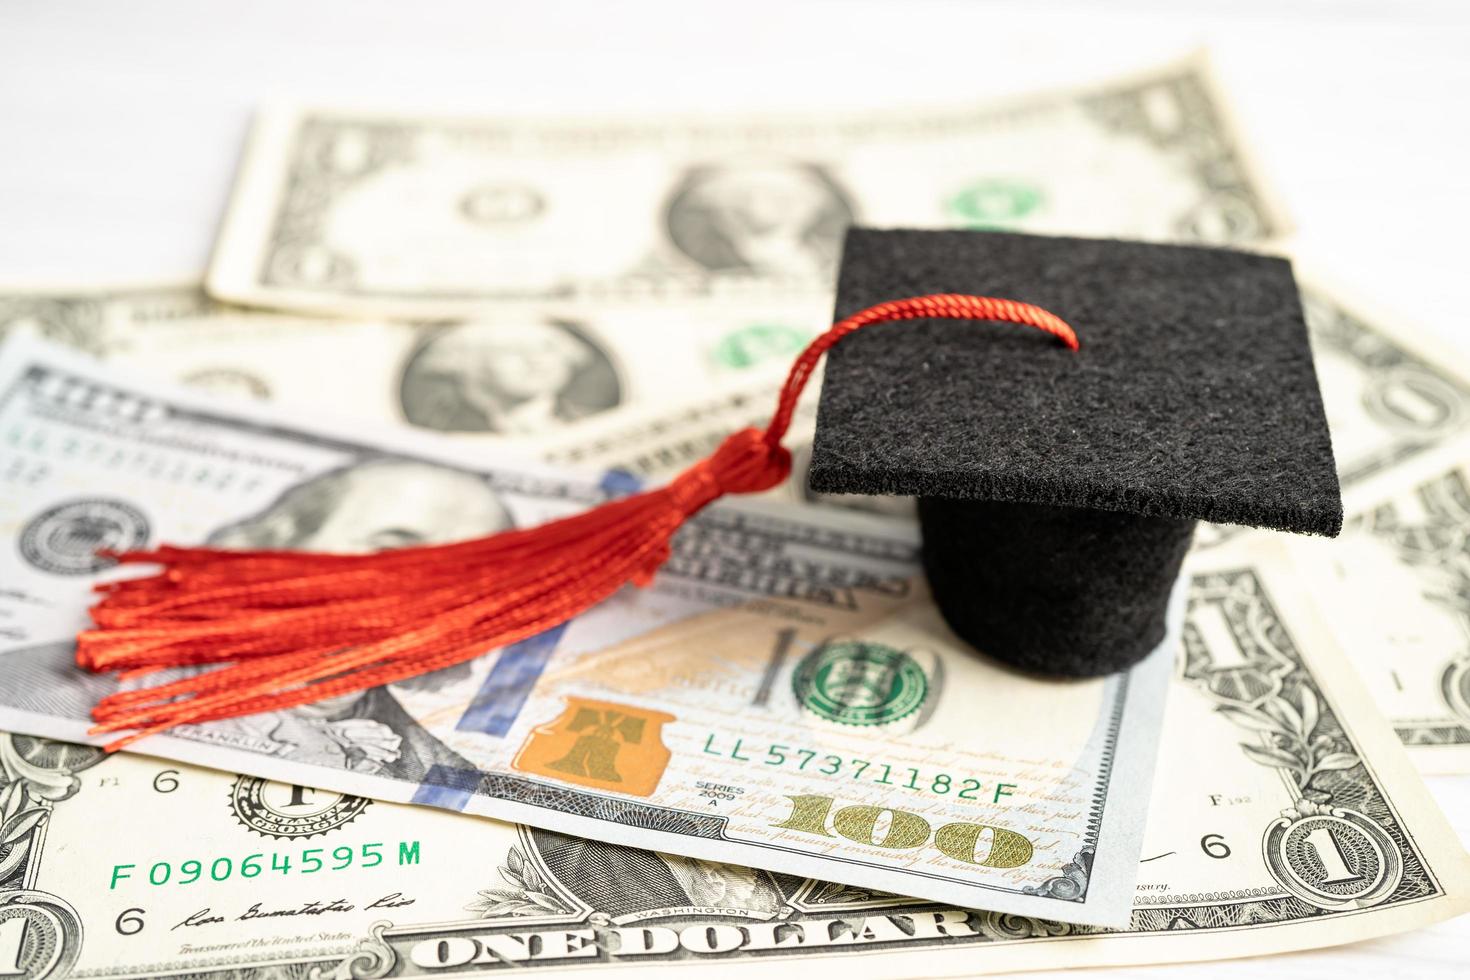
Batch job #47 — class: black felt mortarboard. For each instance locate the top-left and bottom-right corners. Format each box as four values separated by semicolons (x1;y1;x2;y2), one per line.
808;228;1342;677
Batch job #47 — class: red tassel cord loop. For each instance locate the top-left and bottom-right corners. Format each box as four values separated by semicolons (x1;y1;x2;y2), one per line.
80;294;1076;749
762;294;1077;447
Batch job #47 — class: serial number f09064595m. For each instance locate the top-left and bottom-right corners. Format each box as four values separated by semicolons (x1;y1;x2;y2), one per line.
109;841;422;889
770;795;1034;869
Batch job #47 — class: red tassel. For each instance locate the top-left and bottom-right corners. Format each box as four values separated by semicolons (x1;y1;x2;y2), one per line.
80;294;1077;750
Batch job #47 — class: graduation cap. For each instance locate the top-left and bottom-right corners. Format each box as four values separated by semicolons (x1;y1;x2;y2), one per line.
808;228;1343;676
75;227;1340;747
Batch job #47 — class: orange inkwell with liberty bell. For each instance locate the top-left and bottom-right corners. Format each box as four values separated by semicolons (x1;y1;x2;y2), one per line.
514;697;674;797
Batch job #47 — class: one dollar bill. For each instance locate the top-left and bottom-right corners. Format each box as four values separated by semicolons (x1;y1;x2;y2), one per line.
1292;435;1470;773
0;333;1172;926
0;540;1464;978
0;282;822;444
205;52;1287;316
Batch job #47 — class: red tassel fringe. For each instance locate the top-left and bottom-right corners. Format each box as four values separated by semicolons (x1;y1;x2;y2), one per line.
80;294;1078;749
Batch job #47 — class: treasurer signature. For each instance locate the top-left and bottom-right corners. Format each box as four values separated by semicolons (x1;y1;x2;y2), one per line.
172;892;415;930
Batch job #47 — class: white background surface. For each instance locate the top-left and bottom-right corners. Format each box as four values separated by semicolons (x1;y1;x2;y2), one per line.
1;2;1467;977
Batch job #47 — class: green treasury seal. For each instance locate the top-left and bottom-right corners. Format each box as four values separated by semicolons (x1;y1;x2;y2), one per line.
793;641;928;726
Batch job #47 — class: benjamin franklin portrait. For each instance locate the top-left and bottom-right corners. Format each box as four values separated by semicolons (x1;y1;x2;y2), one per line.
209;456;512;553
664;161;855;279
399;319;622;435
201;457;514;779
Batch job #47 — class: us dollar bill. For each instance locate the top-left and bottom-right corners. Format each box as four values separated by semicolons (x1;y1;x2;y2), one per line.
1;540;1465;979
0;333;1173;927
1291;436;1470;774
33;270;1463;490
205;51;1287;316
1304;284;1470;497
0;284;222;357
0;282;825;443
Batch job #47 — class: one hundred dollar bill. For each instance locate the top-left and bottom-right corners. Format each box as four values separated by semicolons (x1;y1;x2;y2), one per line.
0;334;1173;926
1;540;1465;978
205;52;1287;316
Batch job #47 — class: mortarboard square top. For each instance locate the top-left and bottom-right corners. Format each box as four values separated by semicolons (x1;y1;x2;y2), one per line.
809;227;1341;536
808;228;1342;677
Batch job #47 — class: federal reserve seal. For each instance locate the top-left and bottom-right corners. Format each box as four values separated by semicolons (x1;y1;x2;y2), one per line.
230;776;372;839
19;498;150;575
792;640;927;726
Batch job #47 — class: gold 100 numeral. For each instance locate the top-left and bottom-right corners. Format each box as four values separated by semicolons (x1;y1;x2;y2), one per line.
770;794;1034;868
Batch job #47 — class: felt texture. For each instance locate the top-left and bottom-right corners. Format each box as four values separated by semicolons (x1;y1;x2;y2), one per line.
807;227;1343;677
808;228;1343;536
920;498;1195;675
